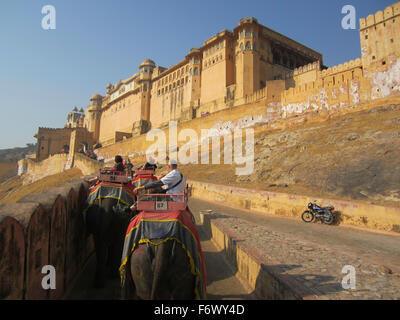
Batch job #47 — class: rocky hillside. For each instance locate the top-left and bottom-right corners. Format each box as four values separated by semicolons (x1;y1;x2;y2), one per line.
0;162;18;183
0;144;36;162
178;103;400;207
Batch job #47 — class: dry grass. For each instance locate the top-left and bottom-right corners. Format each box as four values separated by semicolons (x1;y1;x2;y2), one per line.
0;162;17;182
0;167;83;204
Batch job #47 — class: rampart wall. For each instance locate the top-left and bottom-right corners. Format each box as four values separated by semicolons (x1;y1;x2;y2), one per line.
0;179;94;299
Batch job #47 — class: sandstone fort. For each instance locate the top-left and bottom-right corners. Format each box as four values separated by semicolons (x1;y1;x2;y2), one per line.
28;2;400;163
3;1;400;301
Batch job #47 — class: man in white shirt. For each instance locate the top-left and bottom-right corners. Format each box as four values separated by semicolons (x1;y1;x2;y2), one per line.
135;159;186;201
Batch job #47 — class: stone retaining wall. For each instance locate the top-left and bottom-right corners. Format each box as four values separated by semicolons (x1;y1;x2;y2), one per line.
0;179;94;300
189;180;400;234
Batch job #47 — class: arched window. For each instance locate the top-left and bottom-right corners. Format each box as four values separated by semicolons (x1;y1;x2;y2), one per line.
193;67;199;75
273;52;278;64
245;41;251;50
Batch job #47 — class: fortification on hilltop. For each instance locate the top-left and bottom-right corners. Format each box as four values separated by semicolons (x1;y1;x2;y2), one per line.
34;2;400;161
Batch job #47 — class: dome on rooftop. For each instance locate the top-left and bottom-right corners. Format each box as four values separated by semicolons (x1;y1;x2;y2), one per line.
91;93;102;100
140;59;155;67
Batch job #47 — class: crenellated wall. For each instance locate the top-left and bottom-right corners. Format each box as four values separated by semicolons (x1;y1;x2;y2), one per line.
18;148;103;184
280;58;370;118
0;179;94;300
19;154;70;185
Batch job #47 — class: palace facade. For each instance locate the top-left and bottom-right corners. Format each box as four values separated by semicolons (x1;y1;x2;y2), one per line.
35;2;400;160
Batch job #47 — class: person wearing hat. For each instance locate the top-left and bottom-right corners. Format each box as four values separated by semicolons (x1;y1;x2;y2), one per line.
134;158;185;201
141;156;158;171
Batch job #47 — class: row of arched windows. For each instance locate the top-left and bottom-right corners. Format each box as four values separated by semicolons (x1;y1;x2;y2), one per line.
157;76;190;96
272;48;311;70
204;41;225;57
238;41;256;51
238;29;257;40
156;65;190;88
204;55;224;68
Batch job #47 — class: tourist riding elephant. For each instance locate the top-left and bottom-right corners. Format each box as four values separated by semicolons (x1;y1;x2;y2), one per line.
86;198;133;288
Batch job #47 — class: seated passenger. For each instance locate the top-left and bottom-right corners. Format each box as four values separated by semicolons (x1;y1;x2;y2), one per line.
141;157;158;171
135;159;185;201
112;155;125;172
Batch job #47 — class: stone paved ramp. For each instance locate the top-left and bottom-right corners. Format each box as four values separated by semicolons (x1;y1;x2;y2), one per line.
189;199;400;300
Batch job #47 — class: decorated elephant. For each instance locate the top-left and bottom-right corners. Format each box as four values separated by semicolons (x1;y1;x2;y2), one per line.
85;183;135;288
119;209;207;300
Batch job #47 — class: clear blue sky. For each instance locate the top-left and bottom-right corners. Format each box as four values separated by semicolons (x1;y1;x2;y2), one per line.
0;0;394;149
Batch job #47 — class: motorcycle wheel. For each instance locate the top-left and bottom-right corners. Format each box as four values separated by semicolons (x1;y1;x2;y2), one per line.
302;210;315;223
323;212;334;225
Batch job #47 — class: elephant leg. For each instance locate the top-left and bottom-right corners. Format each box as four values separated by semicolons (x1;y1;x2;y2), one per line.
151;240;196;300
121;258;138;300
166;241;196;299
107;237;124;279
151;240;175;300
130;244;156;300
94;235;107;288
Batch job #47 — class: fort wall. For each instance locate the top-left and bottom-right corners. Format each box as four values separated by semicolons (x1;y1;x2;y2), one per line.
0;179;94;299
34;2;400;168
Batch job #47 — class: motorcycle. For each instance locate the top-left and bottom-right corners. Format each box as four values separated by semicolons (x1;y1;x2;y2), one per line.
302;202;335;225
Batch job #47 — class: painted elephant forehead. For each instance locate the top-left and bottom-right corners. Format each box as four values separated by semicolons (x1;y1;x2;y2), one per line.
86;182;135;208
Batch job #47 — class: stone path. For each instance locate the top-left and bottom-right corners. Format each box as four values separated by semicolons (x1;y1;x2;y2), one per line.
189;198;400;300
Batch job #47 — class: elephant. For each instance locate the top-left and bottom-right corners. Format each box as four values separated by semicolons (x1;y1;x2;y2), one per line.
86;198;133;288
120;208;206;300
122;239;197;300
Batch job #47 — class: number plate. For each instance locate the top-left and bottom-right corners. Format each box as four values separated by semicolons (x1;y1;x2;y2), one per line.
155;201;168;211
